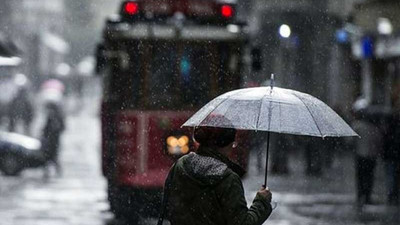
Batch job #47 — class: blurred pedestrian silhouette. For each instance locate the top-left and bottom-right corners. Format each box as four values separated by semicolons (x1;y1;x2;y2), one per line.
7;86;34;135
352;117;383;207
41;102;65;178
270;134;291;175
383;113;400;205
248;131;267;174
304;137;324;177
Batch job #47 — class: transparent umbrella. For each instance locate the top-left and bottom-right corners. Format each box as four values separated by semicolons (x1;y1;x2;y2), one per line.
183;75;359;186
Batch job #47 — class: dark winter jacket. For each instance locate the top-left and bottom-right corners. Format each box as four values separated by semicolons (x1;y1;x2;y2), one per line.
166;146;272;225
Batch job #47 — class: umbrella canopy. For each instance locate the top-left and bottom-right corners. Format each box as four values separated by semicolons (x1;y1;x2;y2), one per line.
183;83;358;186
183;86;358;138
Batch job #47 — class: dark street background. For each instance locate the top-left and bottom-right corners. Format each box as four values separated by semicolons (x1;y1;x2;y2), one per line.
0;81;398;225
1;0;400;224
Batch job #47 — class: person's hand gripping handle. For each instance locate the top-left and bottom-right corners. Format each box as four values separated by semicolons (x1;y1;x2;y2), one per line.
259;185;272;203
260;185;277;209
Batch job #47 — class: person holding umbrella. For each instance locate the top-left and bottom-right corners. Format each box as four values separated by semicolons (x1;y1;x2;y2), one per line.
164;74;358;224
158;122;273;225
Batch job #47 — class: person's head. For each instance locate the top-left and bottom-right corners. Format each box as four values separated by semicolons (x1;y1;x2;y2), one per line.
193;114;237;150
193;126;236;148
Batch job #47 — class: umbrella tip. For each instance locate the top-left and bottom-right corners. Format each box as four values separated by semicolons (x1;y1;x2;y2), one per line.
270;73;275;93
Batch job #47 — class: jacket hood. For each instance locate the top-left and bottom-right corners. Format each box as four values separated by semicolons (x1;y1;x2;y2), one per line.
180;152;229;186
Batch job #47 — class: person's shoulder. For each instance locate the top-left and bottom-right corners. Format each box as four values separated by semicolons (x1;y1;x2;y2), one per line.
214;168;244;195
220;168;241;184
176;153;192;165
178;152;231;185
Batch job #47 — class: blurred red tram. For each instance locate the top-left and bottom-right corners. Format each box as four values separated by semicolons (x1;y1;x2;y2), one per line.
96;0;251;219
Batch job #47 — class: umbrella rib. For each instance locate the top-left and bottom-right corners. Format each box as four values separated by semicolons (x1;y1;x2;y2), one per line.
198;89;256;128
255;92;268;131
195;89;242;126
197;97;229;126
293;93;323;138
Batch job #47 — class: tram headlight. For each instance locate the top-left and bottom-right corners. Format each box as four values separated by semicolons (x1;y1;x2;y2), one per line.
178;136;189;147
167;136;179;147
166;135;190;155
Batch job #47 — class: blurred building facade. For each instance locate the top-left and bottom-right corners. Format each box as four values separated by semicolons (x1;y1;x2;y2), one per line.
249;0;365;119
1;0;69;84
349;0;400;205
350;0;400;111
0;1;13;37
0;0;120;86
64;0;119;66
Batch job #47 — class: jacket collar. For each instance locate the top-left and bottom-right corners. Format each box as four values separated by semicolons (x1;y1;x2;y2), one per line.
197;146;246;178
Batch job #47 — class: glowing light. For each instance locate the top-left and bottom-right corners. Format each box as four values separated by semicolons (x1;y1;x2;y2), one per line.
167;135;190;155
181;146;189;154
221;5;233;18
377;18;393;35
279;24;291;38
125;2;139;15
227;24;239;33
178;136;189;147
167;136;178;147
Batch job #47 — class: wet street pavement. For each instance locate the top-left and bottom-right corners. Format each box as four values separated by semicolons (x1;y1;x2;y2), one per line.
0;94;112;225
0;92;399;225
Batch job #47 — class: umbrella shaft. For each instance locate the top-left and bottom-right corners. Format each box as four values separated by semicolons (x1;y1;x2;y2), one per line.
264;132;270;187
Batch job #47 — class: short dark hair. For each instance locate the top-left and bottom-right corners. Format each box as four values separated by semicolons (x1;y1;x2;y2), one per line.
193;126;236;148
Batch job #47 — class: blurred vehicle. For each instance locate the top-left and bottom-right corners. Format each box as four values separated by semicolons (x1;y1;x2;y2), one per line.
0;131;43;176
96;0;251;220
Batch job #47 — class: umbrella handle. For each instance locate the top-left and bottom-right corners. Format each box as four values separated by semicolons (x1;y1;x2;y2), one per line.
264;131;271;187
